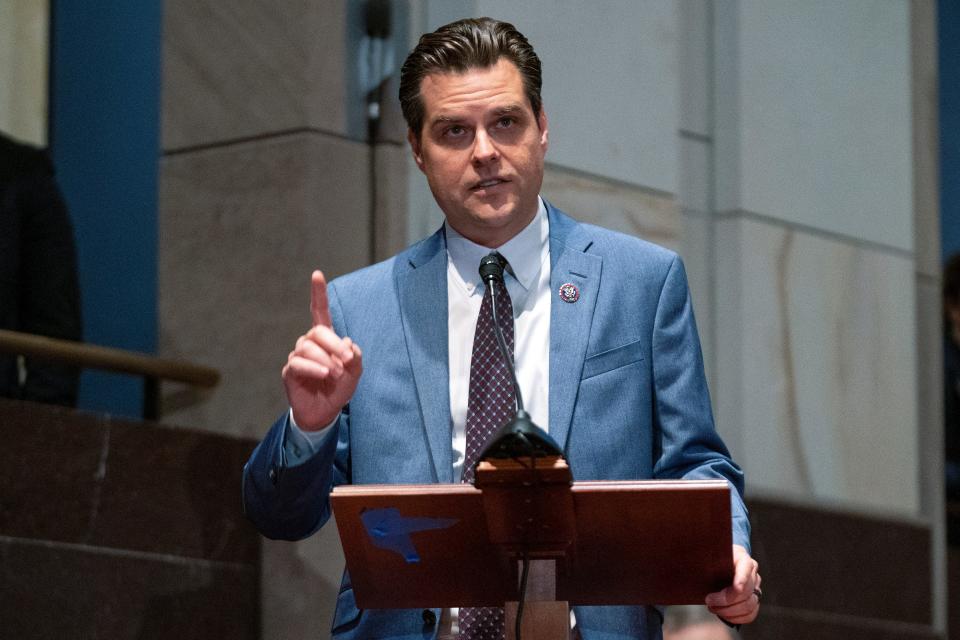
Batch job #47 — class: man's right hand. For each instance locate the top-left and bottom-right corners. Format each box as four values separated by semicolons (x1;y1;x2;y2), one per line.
282;270;363;430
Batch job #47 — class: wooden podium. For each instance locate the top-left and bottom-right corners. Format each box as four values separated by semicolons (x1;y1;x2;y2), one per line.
331;457;732;639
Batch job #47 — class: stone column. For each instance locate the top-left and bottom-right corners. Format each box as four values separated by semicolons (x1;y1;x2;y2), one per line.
159;1;380;635
709;0;919;518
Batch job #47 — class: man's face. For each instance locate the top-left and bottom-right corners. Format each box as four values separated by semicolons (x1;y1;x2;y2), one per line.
408;58;549;248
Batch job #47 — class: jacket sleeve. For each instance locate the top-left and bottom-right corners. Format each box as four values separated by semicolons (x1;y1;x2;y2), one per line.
241;283;352;541
650;255;751;551
242;410;349;540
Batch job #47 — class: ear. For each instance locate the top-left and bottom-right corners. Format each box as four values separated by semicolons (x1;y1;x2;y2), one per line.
407;129;426;172
537;108;549;150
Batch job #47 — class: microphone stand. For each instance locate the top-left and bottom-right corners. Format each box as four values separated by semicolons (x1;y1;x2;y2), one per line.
476;253;563;463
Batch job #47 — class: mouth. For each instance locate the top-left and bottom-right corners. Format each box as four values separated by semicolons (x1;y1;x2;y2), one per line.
470;177;510;191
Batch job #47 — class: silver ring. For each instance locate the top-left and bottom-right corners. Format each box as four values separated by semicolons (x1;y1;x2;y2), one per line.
753;587;763;602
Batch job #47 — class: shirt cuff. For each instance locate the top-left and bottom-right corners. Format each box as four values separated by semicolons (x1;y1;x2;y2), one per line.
283;409;338;467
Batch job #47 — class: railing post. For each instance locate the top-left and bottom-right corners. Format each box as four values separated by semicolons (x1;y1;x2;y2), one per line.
143;376;160;420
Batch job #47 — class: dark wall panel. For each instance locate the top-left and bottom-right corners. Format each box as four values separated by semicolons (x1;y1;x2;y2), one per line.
742;497;938;640
49;1;163;417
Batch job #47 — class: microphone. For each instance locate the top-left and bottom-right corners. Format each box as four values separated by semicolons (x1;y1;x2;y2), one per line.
477;253;562;462
363;0;391;39
362;0;392;141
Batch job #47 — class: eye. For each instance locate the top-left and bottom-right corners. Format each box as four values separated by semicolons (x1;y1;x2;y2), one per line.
444;125;466;138
496;117;515;129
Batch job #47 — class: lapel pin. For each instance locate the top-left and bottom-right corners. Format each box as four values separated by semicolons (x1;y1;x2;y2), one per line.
558;282;580;303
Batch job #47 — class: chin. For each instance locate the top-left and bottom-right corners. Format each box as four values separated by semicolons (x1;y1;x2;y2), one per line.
472;194;520;216
472;205;520;227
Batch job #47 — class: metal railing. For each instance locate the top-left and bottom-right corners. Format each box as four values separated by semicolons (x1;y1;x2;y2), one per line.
0;329;219;419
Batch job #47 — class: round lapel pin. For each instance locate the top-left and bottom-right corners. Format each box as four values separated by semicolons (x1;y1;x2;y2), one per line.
558;282;580;303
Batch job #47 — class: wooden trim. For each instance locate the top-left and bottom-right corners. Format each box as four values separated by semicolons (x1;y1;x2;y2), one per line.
0;329;219;388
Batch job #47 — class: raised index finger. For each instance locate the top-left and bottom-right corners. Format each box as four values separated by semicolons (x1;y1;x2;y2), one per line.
310;270;332;328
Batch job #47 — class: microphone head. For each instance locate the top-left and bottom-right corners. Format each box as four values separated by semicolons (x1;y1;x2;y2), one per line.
364;0;391;38
479;253;506;284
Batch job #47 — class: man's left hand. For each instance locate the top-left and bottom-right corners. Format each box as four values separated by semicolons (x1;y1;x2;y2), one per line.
705;544;761;625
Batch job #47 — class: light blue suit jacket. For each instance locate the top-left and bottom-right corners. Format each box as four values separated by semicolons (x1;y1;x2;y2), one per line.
243;203;749;639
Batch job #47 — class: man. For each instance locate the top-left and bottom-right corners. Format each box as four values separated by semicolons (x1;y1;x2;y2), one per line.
0;132;82;406
943;254;960;507
244;17;760;639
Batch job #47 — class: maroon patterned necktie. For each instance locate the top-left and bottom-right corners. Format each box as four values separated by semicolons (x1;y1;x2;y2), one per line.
460;254;515;640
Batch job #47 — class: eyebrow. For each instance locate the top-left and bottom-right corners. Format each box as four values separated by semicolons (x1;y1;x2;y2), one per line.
493;104;524;115
430;103;527;127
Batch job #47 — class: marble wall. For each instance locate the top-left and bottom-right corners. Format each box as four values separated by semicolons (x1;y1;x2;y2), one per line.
687;0;927;519
742;497;935;640
714;0;913;251
677;0;719;384
911;0;945;630
158;133;371;438
0;400;261;640
159;1;376;636
542;165;680;252
686;0;942;624
714;216;918;512
161;0;349;149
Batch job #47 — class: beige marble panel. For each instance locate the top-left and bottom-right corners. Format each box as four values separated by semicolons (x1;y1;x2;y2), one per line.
679;209;716;392
373;142;412;262
261;525;344;639
542;164;681;252
679;134;711;215
678;0;711;137
715;1;914;251
714;215;919;515
158;132;371;439
162;0;348;150
404;154;446;247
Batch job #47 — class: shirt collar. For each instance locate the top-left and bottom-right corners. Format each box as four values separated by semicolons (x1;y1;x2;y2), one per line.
445;197;549;295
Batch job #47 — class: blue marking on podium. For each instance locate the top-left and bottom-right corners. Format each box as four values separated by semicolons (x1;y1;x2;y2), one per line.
360;508;458;563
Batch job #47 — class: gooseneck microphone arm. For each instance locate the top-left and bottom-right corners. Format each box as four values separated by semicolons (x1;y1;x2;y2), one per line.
479;253;525;415
475;254;562;462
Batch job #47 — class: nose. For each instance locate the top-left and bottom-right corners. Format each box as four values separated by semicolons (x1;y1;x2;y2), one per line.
471;129;499;165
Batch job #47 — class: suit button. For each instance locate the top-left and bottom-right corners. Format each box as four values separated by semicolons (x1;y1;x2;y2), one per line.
422;609;436;626
268;467;277;484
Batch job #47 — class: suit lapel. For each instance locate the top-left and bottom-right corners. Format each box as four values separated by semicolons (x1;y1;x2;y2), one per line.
396;230;453;483
547;205;601;454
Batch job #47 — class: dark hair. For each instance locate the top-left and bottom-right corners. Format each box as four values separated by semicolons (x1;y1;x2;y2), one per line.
945;254;960;329
399;17;543;137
